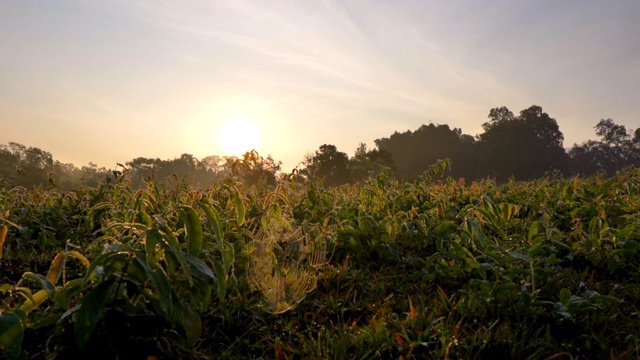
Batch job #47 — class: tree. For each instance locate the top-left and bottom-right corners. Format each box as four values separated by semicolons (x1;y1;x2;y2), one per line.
0;142;54;188
569;119;640;176
0;145;20;186
595;118;629;147
375;123;477;181
569;140;603;176
126;157;161;188
79;162;110;188
486;106;515;125
156;154;213;187
299;144;350;187
126;154;225;189
349;143;396;182
477;105;569;182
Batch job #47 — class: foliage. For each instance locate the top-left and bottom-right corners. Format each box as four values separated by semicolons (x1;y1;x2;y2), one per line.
227;150;282;187
1;159;639;359
570;118;640;177
126;153;226;189
299;144;351;187
477;105;569;182
349;143;397;182
0;143;55;189
4;104;639;190
375;123;476;181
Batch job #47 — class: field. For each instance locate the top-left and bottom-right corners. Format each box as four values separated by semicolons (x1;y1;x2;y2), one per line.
1;162;640;359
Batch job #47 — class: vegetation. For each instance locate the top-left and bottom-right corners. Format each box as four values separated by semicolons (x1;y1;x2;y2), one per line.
2;105;638;190
1;104;639;358
1;156;640;359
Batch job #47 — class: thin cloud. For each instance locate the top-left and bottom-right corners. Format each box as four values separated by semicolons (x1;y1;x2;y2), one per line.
1;0;638;170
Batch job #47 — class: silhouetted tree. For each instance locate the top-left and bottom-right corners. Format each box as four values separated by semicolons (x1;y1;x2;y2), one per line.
349;143;397;181
0;145;20;186
300;144;351;187
477;105;569;182
569;119;640;176
375;124;477;181
79;162;110;188
157;154;214;187
126;157;161;188
0;142;53;188
126;154;224;189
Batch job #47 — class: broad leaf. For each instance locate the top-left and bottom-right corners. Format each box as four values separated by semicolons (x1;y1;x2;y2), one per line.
75;279;116;348
0;312;24;357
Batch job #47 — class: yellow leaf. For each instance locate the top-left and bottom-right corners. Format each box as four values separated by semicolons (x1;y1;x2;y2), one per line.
46;253;65;284
20;289;49;313
68;250;91;269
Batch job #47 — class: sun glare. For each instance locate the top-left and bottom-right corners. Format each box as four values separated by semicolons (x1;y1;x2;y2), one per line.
217;118;261;156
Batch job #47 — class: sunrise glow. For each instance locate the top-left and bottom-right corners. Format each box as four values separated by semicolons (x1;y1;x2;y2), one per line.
216;118;261;156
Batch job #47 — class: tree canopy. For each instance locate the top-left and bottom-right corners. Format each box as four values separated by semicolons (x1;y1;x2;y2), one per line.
570;119;640;176
375;123;476;181
477;105;569;182
299;144;351;187
1;105;638;190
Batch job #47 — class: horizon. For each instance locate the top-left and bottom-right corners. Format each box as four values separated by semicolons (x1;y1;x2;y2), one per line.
0;120;618;173
1;1;638;172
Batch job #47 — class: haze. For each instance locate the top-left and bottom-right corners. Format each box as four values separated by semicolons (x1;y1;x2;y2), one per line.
1;1;638;171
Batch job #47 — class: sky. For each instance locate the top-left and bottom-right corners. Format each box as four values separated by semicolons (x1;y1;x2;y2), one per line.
1;1;638;172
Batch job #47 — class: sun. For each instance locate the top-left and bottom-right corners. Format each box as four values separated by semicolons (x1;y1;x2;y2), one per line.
217;118;261;156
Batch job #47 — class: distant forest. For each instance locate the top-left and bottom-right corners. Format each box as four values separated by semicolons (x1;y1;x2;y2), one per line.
2;105;639;190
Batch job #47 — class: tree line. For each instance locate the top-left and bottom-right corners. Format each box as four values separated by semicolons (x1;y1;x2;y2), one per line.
298;105;639;185
1;105;638;190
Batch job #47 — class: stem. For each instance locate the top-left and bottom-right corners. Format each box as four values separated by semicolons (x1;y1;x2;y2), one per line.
530;261;535;294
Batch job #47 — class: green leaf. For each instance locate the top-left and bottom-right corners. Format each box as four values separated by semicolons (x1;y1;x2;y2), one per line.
0;312;24;357
559;288;571;305
145;228;162;269
136;256;175;319
493;283;518;296
31;313;62;330
64;278;86;296
527;242;542;256
183;253;215;286
51;289;69;309
157;224;193;286
75;279;116;348
467;219;486;248
622;240;640;251
221;242;235;274
21;272;56;294
182;206;203;256
201;198;223;248
213;259;227;300
0;284;11;294
528;221;539;242
82;251;128;285
475;207;495;222
588;218;600;239
615;226;633;240
233;194;246;227
507;251;532;263
434;222;457;238
436;237;446;253
554;302;572;318
178;301;202;345
477;263;494;279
